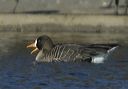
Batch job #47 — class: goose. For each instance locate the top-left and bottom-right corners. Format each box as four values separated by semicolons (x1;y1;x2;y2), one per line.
27;35;119;63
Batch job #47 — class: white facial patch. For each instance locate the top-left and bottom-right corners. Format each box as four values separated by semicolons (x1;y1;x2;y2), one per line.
34;39;37;47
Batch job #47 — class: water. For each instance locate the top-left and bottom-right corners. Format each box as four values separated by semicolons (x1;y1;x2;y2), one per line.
0;32;128;89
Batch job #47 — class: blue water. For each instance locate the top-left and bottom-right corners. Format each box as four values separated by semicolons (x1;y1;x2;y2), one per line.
0;32;128;89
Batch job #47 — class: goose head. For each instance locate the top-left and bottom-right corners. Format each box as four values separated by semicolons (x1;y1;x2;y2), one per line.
27;35;54;61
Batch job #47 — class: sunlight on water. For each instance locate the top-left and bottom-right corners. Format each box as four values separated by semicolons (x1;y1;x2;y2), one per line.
0;32;128;89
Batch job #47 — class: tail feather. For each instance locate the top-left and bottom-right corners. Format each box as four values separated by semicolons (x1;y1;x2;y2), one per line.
107;46;119;53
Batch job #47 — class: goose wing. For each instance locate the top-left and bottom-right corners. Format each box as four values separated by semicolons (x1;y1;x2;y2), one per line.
80;43;119;63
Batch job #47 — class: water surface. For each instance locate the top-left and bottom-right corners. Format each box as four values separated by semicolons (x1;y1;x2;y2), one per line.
0;32;128;89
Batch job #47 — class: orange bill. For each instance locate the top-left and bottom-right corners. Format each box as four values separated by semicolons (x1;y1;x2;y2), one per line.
30;48;39;54
26;42;39;54
27;43;35;48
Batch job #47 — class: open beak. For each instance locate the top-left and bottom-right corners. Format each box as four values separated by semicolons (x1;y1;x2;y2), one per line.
26;42;39;54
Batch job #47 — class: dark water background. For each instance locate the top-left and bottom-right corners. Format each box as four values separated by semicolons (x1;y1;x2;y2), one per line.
0;32;128;89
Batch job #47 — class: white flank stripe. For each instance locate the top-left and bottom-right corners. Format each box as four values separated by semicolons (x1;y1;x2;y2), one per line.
52;46;56;59
59;46;65;59
69;50;74;59
63;49;70;58
55;46;59;59
56;46;62;59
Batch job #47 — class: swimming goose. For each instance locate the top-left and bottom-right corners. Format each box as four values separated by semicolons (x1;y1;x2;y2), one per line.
27;35;119;63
